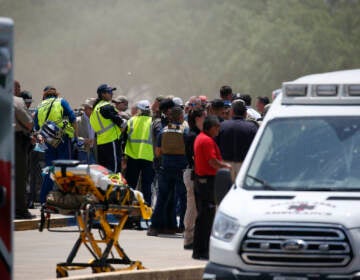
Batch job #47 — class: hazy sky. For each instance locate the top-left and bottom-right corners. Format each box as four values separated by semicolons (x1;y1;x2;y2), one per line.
3;0;185;107
3;0;359;109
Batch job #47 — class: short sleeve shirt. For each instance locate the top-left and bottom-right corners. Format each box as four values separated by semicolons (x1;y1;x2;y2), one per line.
194;131;222;176
14;96;33;133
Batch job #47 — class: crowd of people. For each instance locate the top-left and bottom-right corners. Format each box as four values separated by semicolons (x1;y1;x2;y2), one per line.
13;80;274;260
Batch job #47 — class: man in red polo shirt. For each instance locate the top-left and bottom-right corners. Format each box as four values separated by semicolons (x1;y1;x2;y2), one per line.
192;115;231;260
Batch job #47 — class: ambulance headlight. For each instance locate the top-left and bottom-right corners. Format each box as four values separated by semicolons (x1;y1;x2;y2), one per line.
212;212;240;242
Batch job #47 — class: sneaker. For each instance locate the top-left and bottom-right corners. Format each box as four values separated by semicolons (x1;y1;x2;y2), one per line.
15;210;35;220
147;227;159;236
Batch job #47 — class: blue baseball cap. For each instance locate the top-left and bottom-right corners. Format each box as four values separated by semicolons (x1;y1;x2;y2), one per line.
43;85;56;92
224;100;232;108
97;84;117;95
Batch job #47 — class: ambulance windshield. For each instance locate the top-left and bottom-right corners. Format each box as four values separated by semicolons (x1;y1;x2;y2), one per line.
245;117;360;191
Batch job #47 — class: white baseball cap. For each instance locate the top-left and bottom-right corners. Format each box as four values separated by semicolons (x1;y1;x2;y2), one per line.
137;99;151;111
173;97;184;107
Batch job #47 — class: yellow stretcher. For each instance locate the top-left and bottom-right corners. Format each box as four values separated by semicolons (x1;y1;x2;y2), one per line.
39;160;152;278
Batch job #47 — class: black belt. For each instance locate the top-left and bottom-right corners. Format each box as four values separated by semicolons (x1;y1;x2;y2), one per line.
195;175;215;183
197;178;215;185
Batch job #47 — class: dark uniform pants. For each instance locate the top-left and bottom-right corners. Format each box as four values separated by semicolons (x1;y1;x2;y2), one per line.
39;135;72;203
15;132;30;212
193;175;216;257
97;139;121;173
125;156;154;206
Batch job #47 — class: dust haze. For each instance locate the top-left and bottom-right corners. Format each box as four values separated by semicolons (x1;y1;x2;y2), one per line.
1;0;218;108
1;0;359;109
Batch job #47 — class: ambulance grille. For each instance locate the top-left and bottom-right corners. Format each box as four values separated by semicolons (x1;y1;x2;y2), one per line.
239;225;352;267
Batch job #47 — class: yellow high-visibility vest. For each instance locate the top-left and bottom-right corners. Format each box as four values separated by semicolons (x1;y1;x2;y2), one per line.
90;100;121;145
125;115;153;161
37;97;74;138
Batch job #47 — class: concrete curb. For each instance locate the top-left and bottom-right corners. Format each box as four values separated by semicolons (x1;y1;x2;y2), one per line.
14;216;76;231
57;265;205;280
14;214;137;231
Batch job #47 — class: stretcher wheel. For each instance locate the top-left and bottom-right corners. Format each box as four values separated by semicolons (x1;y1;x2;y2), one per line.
56;267;68;278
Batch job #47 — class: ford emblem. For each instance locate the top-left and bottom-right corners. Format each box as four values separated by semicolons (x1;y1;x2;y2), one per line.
282;239;307;251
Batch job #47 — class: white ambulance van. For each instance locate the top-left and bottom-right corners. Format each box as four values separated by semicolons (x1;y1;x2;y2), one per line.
204;69;360;280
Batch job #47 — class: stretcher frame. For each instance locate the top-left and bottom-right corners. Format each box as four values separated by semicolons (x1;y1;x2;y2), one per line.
39;160;152;278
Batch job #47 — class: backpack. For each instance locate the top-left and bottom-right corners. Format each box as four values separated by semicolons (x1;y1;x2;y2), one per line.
161;123;186;155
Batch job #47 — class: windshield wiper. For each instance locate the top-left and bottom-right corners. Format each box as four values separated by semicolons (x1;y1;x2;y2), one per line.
296;187;360;192
246;174;275;190
294;187;334;191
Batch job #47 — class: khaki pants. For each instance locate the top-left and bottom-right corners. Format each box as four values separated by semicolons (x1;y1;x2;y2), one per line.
224;161;242;182
183;168;197;246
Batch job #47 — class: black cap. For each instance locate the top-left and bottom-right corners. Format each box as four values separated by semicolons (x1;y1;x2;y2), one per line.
159;98;175;112
20;90;33;103
97;84;117;95
211;99;225;109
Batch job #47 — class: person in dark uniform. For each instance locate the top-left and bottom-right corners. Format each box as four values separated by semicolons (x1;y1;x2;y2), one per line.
192;115;231;260
217;99;258;181
147;106;188;236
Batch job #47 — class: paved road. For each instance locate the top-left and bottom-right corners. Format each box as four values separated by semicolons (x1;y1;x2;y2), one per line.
14;227;206;280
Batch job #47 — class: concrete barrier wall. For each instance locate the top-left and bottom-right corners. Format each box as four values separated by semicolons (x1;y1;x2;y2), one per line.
15;216;76;231
62;266;205;280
